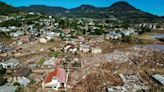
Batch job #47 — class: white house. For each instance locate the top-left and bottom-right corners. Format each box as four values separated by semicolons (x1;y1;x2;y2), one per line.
79;45;90;53
106;32;122;40
29;12;34;15
64;44;77;53
91;47;102;54
0;58;19;69
39;38;47;44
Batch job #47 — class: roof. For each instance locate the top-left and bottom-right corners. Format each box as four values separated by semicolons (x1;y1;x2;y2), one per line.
0;86;17;92
45;67;66;83
2;58;19;64
43;58;55;66
152;74;164;85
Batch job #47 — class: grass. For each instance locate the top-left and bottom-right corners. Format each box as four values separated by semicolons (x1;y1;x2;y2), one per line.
50;51;61;57
131;34;154;40
37;58;45;65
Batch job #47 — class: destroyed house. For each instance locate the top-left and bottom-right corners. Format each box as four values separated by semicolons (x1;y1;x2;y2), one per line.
13;67;31;77
13;67;31;87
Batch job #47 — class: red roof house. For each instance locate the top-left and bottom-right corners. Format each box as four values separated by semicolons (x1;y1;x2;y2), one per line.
42;67;67;90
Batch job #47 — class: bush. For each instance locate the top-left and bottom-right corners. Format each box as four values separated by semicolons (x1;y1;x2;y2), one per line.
0;77;7;86
15;87;24;92
13;82;20;86
0;32;11;40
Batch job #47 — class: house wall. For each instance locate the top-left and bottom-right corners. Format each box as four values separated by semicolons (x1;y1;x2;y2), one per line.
42;81;61;90
91;48;102;54
0;63;18;69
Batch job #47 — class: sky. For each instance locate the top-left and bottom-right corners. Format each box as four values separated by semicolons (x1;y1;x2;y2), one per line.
0;0;164;16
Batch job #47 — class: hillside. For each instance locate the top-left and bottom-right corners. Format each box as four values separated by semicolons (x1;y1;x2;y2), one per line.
18;5;67;15
0;1;22;15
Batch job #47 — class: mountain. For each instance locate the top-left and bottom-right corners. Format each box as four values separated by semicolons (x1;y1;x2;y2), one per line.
107;1;160;22
17;1;161;22
109;1;137;11
0;1;21;15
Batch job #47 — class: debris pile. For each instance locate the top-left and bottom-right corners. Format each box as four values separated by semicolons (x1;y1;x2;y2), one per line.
105;50;140;63
71;70;122;92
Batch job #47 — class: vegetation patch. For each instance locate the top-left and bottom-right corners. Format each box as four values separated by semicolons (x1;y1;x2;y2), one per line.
37;58;45;65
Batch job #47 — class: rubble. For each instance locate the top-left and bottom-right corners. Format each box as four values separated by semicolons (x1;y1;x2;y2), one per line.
105;50;140;63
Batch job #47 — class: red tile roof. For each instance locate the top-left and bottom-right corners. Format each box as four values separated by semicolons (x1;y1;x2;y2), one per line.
45;67;66;83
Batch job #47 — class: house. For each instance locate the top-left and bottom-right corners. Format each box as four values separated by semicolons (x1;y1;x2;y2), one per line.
18;36;30;43
119;73;148;91
8;26;17;30
152;74;164;85
0;43;5;53
45;36;52;41
0;43;12;53
0;27;11;32
43;57;56;68
0;85;17;92
54;32;61;37
13;67;31;87
121;28;135;36
88;21;95;26
79;45;90;53
39;38;47;44
46;32;55;38
64;44;77;53
29;12;34;15
106;86;127;92
10;31;24;37
91;47;102;54
42;67;66;90
106;32;122;40
96;35;105;43
63;29;71;34
72;58;81;67
0;58;19;69
77;36;85;42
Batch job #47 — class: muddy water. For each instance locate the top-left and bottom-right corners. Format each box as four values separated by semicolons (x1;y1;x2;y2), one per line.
135;45;164;51
152;34;164;39
135;34;164;51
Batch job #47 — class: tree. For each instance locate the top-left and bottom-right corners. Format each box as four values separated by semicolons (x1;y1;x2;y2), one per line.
121;34;131;43
139;27;151;34
0;19;22;27
0;66;7;86
0;66;6;76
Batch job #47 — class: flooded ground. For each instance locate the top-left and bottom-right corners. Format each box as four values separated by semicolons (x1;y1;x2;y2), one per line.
135;45;164;51
134;34;164;51
152;34;164;39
